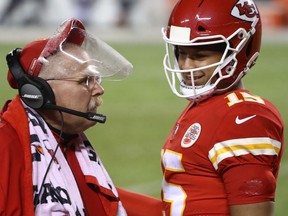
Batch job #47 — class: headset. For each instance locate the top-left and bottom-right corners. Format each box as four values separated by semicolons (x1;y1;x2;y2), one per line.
6;48;106;123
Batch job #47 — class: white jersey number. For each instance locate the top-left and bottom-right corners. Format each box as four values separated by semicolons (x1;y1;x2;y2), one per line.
162;150;187;216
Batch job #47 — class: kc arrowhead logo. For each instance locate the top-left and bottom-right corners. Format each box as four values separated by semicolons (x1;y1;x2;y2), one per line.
231;0;259;22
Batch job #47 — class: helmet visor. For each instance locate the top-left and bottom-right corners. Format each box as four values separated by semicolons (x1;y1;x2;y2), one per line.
37;20;133;81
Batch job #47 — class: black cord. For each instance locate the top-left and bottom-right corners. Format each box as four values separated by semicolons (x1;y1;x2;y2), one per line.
34;111;64;210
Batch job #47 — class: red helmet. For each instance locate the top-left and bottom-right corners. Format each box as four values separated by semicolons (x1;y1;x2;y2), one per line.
162;0;262;101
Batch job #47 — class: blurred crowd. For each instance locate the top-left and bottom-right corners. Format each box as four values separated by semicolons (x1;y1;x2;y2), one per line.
0;0;170;29
0;0;287;29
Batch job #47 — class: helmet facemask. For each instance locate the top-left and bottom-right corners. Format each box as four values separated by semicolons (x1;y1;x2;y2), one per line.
162;21;259;102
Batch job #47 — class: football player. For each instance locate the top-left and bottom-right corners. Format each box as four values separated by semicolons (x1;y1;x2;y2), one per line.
160;0;284;215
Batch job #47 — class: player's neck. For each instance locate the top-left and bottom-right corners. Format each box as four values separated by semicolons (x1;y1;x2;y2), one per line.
231;81;245;91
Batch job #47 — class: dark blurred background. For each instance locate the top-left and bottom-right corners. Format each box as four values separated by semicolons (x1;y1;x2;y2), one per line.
0;0;287;44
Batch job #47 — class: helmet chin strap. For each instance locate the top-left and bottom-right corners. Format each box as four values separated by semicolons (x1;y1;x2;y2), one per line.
179;80;215;102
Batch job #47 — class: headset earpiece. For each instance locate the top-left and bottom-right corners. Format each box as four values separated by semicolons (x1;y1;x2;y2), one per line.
19;76;55;109
6;48;55;109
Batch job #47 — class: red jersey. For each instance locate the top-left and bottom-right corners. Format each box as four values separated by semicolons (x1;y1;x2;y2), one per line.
161;90;284;215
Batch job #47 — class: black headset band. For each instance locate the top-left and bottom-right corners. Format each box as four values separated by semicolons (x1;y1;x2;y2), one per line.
6;48;55;109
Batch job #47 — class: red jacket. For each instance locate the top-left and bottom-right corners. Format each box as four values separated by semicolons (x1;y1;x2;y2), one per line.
0;97;34;215
0;96;162;216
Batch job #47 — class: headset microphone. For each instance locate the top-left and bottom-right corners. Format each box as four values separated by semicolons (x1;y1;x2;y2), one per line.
44;103;106;123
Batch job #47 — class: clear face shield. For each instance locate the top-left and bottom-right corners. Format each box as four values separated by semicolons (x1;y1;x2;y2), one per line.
36;20;133;83
162;27;239;101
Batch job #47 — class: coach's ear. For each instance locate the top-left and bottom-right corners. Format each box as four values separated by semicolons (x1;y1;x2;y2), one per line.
116;187;162;216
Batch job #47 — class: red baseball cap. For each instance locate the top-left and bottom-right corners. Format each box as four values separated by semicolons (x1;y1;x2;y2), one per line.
7;18;85;89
